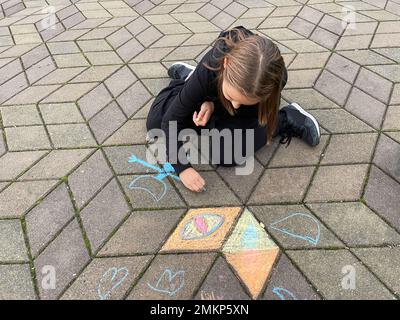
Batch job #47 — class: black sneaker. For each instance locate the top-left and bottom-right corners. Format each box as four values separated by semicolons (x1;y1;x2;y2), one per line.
167;62;196;80
277;102;321;147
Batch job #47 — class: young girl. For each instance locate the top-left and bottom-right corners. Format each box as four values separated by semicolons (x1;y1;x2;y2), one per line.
146;26;320;193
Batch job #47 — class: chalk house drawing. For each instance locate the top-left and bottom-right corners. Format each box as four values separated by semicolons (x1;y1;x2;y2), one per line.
147;269;185;296
97;267;129;300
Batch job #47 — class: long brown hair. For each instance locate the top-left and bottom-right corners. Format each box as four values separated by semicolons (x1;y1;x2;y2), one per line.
203;27;286;143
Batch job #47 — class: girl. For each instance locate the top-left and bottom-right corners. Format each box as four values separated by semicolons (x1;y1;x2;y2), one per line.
146;26;321;193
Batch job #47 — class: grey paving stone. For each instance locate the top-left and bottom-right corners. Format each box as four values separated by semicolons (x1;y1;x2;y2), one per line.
0;180;57;218
0;130;5;157
298;5;324;24
288;17;315;37
217;157;264;203
174;171;241;207
355;67;393;104
103;119;148;145
195;256;250;300
0;219;28;262
20;149;94;180
250;205;343;249
78;83;113;120
269;135;328;167
34;219;91;300
61;255;152;300
321;133;378;164
68;150;113;209
339;49;394;66
0;105;41;126
325;53;360;83
365;166;400;232
127;253;216;300
47;124;97;148
0;73;28;105
263;254;320;300
26;183;75;257
0;150;46;180
118;174;185;209
373;134;400;183
5;126;51;151
116;81;152;118
306;164;368;202
80;179;130;252
117;37;145;62
368;64;400;82
99;209;185;256
287;249;396;300
21;44;49;69
288;52;330;69
314;70;352;106
0;59;23;86
326;206;391;255
0;264;36;300
310;27;339;50
39;102;84;124
254;138;280;165
352;247;400;295
249;167;315;204
383;105;400;131
104;66;137;97
89;102;126;144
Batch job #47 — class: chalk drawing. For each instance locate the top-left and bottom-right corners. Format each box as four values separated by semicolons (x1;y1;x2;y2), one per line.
128;154;180;202
200;290;224;300
147;269;185;296
97;267;129;300
272;287;298;300
180;213;225;240
269;213;321;245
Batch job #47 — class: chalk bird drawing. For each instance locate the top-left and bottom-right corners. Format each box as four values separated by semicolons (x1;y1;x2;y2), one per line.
272;287;298;300
269;213;321;245
147;269;185;296
180;213;225;240
97;267;129;300
128;154;180;202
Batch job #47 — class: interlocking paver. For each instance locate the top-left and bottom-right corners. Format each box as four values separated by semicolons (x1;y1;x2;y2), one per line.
315;70;352;106
0;150;46;180
116;81;152;117
0;264;36;300
355;67;393;103
48;124;97;148
373;134;400;183
382;105;400;130
5;125;51;151
0;219;28;262
39;103;84;124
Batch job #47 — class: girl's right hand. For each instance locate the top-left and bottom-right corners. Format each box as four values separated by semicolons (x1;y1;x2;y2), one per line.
193;101;214;127
179;167;206;192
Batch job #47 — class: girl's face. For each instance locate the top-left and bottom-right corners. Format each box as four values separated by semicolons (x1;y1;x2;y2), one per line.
222;57;260;109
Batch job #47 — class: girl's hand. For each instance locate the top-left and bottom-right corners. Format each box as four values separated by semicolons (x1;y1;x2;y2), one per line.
193;101;214;127
179;167;206;192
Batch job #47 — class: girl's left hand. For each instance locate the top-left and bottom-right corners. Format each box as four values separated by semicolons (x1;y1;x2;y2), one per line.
193;101;214;127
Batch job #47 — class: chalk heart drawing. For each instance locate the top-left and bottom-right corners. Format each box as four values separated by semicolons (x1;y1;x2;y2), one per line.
180;214;225;240
147;269;185;296
97;267;129;300
269;212;321;245
127;154;180;202
272;287;298;300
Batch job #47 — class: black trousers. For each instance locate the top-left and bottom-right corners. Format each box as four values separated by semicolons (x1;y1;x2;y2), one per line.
146;78;284;167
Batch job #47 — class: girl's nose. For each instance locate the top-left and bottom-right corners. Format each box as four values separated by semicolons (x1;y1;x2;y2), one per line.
232;101;241;109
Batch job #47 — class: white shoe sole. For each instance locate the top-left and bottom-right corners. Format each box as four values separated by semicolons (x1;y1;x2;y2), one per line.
170;62;196;81
290;102;321;138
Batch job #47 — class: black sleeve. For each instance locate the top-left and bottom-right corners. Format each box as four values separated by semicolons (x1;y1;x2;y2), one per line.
161;51;215;175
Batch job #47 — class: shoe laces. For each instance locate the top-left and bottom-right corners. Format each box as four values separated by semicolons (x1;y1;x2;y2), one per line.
278;113;304;148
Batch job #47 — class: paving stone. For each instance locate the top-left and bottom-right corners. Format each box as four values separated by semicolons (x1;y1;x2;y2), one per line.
325;53;360;83
282;88;340;109
104;66;137;97
39;103;84;124
103;119;148;145
374;47;400;63
174;171;241;207
309;109;374;133
315;70;352;106
322;133;378;164
41;83;98;104
85;51;123;65
77;39;112;52
5;125;50;151
47;124;96;148
0;130;5;157
0;73;29;104
80;179;130;252
309;27;339;50
288;52;330;70
26;56;57;84
298;5;324;24
0;264;36;300
308;202;400;247
78;83;113;120
127;253;216;300
352;247;400;295
106;27;132;49
129;62;167;79
26;183;75;257
373;134;400;183
61;255;152;300
249;167;315;204
339;49;394;66
345;87;387;129
0;59;23;86
287;249;396;300
306;164;368;202
116;81;152;117
288;17;315;38
250;204;343;249
47;41;80;55
0;150;46;180
195;256;250;300
118;174;185;209
355;67;393;103
99;209;185;256
142;78;170;96
269;135;328;167
53;53;89;68
367;64;400;82
3;84;61;106
0;180;57;218
20;44;49;69
68;150;113;208
383;105;400;130
35;67;86;85
34;219;91;300
0;219;28;262
117;38;145;62
263;254;320;300
130;47;174;63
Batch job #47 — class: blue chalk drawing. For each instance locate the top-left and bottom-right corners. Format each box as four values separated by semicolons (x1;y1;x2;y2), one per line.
269;213;321;245
147;269;185;296
97;267;129;300
128;154;180;202
241;223;258;249
272;287;298;300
